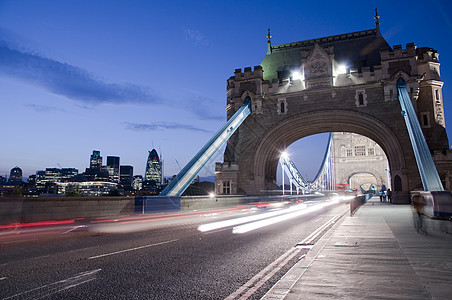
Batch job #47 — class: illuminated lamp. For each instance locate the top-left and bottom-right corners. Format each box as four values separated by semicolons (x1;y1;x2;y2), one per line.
281;151;289;159
291;71;302;80
337;64;347;74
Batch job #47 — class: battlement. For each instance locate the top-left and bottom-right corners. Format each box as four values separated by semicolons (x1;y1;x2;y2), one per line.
380;43;417;60
232;66;263;81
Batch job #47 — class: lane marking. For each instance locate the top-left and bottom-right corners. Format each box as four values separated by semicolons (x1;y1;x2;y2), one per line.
88;239;178;260
226;210;348;299
0;277;7;281
262;211;348;299
3;269;101;300
225;247;301;300
297;210;347;246
62;225;88;234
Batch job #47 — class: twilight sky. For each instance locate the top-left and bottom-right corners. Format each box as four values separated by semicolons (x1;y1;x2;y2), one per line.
1;0;451;182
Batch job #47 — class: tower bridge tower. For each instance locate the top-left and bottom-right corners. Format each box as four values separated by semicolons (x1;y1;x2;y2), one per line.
215;16;451;202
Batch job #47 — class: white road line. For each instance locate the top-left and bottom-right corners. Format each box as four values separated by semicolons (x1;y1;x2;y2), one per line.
3;269;101;300
88;239;179;260
226;211;348;299
0;277;7;281
239;249;302;299
225;247;300;300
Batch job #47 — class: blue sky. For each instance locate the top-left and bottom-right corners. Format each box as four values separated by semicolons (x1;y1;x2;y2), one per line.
1;0;451;181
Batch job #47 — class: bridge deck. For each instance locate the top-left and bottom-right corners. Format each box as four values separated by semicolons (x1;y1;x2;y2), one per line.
264;197;452;299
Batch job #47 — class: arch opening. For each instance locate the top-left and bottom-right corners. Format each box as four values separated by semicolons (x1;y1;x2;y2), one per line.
254;110;407;195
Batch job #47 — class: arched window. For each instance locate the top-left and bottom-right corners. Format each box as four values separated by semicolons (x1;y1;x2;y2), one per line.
394;175;402;191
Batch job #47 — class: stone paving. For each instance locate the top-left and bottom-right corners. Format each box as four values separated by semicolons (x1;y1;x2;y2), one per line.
263;197;452;299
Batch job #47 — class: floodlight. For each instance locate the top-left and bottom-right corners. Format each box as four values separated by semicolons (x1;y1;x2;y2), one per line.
291;71;302;80
337;64;347;74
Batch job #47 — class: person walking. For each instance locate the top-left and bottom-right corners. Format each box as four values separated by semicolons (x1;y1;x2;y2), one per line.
387;188;392;204
379;188;386;202
412;194;426;233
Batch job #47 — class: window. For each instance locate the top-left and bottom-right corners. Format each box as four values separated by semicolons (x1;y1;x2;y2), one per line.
354;145;366;156
222;181;231;194
394;175;402;191
435;89;440;100
355;89;367;107
278;98;287;115
346;149;353;157
368;148;375;156
358;93;364;105
421;112;430;128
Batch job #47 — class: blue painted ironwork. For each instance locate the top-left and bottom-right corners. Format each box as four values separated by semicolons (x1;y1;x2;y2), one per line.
280;152;309;193
397;78;443;191
280;133;334;193
160;98;252;196
311;133;334;191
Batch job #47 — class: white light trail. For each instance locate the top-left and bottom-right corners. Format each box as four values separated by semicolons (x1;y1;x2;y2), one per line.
198;200;340;233
197;206;299;232
232;200;339;234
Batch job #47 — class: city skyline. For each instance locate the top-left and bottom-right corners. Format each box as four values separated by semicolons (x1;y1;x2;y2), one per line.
1;1;452;181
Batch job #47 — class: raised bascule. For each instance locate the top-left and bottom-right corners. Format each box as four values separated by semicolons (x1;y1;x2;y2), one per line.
212;11;452;203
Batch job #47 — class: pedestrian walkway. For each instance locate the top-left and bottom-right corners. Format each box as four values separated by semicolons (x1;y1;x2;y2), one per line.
263;197;452;299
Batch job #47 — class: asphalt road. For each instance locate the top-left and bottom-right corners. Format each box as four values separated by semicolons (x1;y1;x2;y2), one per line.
0;197;349;299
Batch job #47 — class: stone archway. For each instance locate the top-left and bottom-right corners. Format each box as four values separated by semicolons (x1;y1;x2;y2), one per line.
251;110;405;197
347;172;380;191
215;27;450;204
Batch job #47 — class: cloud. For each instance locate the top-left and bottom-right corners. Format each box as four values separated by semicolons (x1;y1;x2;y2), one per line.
0;40;159;105
184;28;209;45
123;122;214;133
27;104;67;113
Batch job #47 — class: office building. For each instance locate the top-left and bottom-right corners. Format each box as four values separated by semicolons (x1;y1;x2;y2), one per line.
132;175;143;191
120;165;133;190
107;156;120;183
8;166;23;185
144;149;162;189
90;150;102;169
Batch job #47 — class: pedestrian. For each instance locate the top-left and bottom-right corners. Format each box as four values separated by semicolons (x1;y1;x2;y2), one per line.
387;188;392;203
379;189;385;202
412;194;426;234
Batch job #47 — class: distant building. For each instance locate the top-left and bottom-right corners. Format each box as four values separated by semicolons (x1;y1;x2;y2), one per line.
84;167;109;181
333;132;390;192
90;150;102;169
8;166;23;185
56;181;123;197
120;165;133;190
107;156;120;183
132;175;143;191
144;149;162;189
0;175;6;185
28;174;37;185
35;168;79;183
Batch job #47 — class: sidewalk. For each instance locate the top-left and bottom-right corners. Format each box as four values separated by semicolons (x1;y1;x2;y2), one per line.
263;197;452;299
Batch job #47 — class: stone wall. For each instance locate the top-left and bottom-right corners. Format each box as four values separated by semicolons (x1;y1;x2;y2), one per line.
0;196;135;224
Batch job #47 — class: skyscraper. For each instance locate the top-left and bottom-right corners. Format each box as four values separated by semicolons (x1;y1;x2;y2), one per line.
107;156;120;183
9;166;23;185
144;149;162;188
120;165;133;190
90;150;102;169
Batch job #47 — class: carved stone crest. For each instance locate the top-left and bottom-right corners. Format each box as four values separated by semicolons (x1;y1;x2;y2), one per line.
306;44;331;79
304;44;332;88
